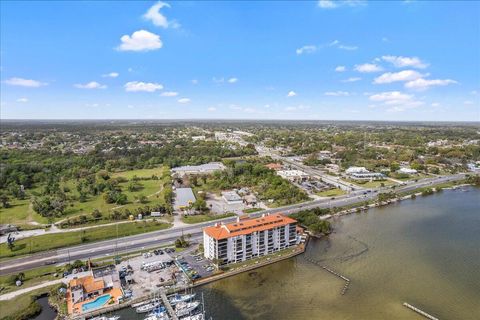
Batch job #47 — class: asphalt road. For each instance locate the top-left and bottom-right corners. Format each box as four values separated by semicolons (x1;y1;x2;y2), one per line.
0;173;467;276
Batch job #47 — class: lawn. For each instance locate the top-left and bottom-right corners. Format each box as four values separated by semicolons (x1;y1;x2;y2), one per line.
0;221;172;259
0;265;63;294
242;207;263;214
0;166;172;227
181;213;235;224
316;188;346;197
348;179;397;188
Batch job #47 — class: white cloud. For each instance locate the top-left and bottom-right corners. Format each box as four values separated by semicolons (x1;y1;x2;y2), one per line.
191;79;198;85
373;70;424;84
227;77;238;83
381;55;428;69
117;30;162;52
143;1;175;28
470;90;478;95
369;91;413;103
335;66;346;72
354;63;383;73
124;81;163;92
338;44;358;50
102;72;119;78
287;91;297;97
207;107;217;112
464;100;474;105
324;91;350;96
178;98;191;104
4;77;47;87
284;105;311;112
369;91;423;112
342;77;361;82
431;102;440;107
74;81;107;89
404;78;457;91
160;91;178;97
16;97;28;103
318;0;366;9
296;45;317;55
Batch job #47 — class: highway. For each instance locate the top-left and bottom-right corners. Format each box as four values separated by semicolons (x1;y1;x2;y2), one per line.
0;172;467;276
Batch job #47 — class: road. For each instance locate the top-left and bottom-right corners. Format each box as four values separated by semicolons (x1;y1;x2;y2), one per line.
0;173;467;276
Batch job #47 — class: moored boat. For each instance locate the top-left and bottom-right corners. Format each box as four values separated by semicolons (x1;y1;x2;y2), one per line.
180;313;204;320
169;293;196;305
136;302;162;313
175;301;200;317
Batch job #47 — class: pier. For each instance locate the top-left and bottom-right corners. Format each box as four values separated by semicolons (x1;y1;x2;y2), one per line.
403;302;439;320
160;290;179;320
304;256;351;295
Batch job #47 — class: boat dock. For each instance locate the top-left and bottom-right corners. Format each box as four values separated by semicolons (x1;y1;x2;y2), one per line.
403;302;439;320
160;290;179;320
304;256;351;295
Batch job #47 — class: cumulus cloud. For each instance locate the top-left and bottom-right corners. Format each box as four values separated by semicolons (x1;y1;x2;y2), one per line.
124;81;163;92
354;63;383;73
191;79;198;85
373;70;424;84
296;45;317;55
227;77;238;83
207;107;217;112
342;77;361;82
287;91;297;97
404;78;457;90
4;77;47;87
324;91;350;96
102;72;119;78
117;30;162;52
178;98;191;103
160;91;178;97
284;105;311;112
369;91;423;112
74;81;107;89
381;55;428;69
16;97;29;103
318;0;366;9
335;66;346;72
328;40;358;50
143;1;175;28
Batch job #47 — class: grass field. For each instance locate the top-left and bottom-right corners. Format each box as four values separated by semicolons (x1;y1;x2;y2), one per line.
0;166;171;227
0;285;59;320
316;188;346;197
0;265;63;294
348;179;398;188
181;213;235;224
0;221;172;259
242;207;263;214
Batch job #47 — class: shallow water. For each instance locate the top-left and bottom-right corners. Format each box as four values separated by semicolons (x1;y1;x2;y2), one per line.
118;187;480;320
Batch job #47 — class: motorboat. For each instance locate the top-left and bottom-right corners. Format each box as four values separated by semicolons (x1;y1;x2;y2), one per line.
90;316;120;320
180;313;204;320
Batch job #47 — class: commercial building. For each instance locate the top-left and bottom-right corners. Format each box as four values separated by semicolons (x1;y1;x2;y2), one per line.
222;191;243;205
174;187;196;210
345;166;369;174
203;213;297;265
277;169;309;182
171;162;226;176
398;167;418;175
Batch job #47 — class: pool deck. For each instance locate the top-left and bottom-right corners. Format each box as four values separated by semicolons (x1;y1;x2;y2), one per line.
67;288;123;316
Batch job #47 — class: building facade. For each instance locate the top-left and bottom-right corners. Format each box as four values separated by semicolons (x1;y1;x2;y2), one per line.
203;213;297;265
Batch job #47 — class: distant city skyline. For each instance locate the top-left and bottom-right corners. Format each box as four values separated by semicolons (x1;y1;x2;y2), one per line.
1;1;479;121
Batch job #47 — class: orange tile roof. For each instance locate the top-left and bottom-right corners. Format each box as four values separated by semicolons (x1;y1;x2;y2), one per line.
265;163;282;170
203;213;296;240
69;275;104;293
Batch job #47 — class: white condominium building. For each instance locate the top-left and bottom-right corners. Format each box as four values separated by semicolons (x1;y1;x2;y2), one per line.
203;213;297;265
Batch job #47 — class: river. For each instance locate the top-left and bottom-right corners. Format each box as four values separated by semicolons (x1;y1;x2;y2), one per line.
117;186;480;320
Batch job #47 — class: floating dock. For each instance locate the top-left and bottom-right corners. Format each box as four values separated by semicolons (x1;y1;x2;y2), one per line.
403;302;439;320
160;290;179;320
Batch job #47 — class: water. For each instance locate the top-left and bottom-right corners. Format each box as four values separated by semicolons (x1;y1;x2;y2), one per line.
118;187;480;320
32;296;57;320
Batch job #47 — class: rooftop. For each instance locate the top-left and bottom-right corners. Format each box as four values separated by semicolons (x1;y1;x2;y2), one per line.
204;213;296;240
174;187;196;208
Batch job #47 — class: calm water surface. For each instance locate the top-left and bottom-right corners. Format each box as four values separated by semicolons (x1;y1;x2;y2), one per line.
118;187;480;320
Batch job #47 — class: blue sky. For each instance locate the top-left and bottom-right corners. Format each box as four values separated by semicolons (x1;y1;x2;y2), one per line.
1;0;479;121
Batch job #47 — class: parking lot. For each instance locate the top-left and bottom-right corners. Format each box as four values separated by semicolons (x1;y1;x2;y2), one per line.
117;247;188;299
176;249;216;279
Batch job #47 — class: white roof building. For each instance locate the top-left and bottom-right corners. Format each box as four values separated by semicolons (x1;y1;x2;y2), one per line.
222;191;243;204
171;162;226;175
277;170;309;181
346;167;369;174
398;167;418;174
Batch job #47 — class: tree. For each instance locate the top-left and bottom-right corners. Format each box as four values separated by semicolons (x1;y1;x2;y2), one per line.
175;235;190;248
0;192;11;208
91;209;102;219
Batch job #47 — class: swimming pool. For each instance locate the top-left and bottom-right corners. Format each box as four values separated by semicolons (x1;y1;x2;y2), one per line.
82;294;111;312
